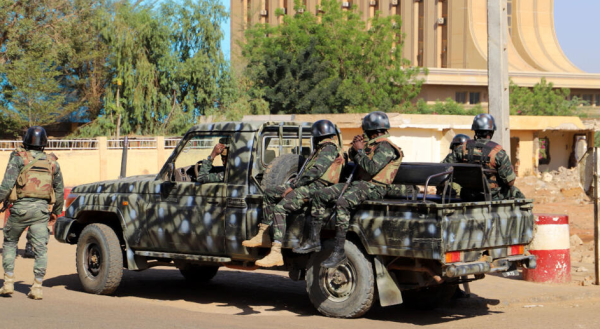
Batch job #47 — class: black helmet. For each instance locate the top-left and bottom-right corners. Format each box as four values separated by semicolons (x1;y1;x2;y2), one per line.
23;126;48;148
362;111;390;132
450;134;470;150
471;113;496;132
311;120;337;138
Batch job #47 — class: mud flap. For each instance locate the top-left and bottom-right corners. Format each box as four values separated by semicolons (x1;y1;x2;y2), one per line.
374;256;403;307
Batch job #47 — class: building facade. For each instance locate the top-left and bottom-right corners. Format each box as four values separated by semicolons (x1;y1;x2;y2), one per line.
231;0;600;108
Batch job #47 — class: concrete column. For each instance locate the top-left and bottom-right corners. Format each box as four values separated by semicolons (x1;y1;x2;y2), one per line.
156;136;166;173
487;0;510;155
98;137;108;181
400;0;415;64
423;0;437;67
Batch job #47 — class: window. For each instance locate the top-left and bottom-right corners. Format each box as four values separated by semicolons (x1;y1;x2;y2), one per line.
261;134;313;167
455;92;467;104
417;0;424;67
539;137;550;165
582;94;593;105
175;135;229;169
441;0;448;68
596;94;600;107
507;0;513;35
469;92;481;104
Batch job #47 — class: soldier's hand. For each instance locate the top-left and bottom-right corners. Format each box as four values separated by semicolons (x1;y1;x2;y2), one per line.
352;138;366;151
210;143;225;159
49;214;57;226
352;135;363;144
282;187;293;198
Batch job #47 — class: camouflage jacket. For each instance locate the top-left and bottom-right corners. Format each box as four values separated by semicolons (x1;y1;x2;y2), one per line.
443;138;516;199
196;159;225;184
350;134;401;184
0;148;65;216
293;138;342;188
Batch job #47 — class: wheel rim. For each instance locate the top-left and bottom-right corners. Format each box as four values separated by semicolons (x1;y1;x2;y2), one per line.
84;239;103;278
320;262;357;302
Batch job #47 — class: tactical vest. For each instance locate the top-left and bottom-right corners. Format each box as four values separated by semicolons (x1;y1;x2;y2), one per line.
356;136;403;185
9;148;57;203
461;139;503;189
302;139;344;184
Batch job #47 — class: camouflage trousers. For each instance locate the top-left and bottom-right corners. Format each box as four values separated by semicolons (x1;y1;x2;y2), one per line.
312;181;388;230
262;181;327;241
2;200;51;279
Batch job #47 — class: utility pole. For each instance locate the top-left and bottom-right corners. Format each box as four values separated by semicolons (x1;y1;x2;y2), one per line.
487;0;510;155
114;79;122;141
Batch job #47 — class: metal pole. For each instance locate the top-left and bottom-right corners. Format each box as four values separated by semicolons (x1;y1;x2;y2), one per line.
487;0;510;155
119;136;129;179
595;147;600;285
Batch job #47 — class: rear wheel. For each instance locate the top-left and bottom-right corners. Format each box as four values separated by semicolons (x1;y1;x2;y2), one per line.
76;223;123;295
179;264;220;283
306;239;374;318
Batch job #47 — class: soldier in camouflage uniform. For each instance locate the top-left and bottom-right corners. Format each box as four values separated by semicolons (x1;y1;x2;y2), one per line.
437;134;471;197
0;126;64;300
196;137;229;184
309;112;403;268
243;120;345;267
443;114;525;201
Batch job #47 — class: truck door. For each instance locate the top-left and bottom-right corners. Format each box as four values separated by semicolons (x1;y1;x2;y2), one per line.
146;134;229;255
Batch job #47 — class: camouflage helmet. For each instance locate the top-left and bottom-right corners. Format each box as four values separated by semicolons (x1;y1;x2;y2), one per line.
23;126;48;148
471;113;496;132
450;134;470;150
362;111;390;132
311;120;337;138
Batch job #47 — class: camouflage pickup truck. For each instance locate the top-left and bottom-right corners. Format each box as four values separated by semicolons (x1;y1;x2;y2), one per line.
54;121;536;318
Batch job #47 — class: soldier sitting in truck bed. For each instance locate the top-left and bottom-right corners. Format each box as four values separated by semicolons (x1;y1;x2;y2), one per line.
196;137;229;184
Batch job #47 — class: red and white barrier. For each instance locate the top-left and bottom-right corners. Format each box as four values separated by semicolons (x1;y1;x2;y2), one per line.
523;214;571;283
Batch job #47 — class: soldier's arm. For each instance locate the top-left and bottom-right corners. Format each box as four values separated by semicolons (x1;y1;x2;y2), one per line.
495;150;517;186
443;144;464;164
294;144;338;187
441;153;453;164
0;152;23;201
354;142;397;176
52;162;65;216
197;159;224;183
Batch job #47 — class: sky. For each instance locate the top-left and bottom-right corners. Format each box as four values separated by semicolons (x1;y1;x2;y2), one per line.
217;0;600;73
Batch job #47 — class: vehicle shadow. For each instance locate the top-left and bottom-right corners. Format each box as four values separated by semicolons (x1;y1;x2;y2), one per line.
44;267;503;324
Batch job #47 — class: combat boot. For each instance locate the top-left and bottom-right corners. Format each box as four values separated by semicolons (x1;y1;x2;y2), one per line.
255;242;284;267
23;242;35;258
27;279;43;300
0;273;15;296
293;220;322;254
242;223;272;248
322;227;347;268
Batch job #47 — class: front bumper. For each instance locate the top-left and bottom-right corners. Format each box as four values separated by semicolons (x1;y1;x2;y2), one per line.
54;217;76;244
444;254;536;278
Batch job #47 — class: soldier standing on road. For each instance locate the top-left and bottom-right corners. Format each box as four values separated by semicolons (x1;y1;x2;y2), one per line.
309;112;403;268
243;120;345;267
196;137;229;184
443;114;525;201
0;126;64;300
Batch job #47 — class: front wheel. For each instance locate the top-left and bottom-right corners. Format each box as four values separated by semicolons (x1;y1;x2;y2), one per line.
76;223;123;295
306;239;375;318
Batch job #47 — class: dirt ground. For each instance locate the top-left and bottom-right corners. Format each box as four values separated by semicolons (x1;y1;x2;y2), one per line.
516;166;597;285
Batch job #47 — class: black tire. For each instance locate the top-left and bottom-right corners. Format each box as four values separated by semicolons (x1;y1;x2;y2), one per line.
306;239;375;318
261;153;305;191
179;264;220;282
76;223;123;295
402;283;458;310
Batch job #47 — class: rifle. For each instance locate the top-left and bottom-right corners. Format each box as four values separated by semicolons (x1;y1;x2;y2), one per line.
324;164;358;227
0;199;10;214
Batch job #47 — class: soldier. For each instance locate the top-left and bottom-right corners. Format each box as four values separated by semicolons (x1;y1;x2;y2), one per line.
243;120;344;267
308;112;403;268
443;114;524;200
438;134;470;197
196;137;229;184
0;126;64;299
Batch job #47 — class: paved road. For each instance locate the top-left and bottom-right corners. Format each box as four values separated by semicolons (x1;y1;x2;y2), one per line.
2;231;600;329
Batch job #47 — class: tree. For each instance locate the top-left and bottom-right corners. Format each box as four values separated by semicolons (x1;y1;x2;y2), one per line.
75;0;233;137
509;78;582;116
242;0;424;114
